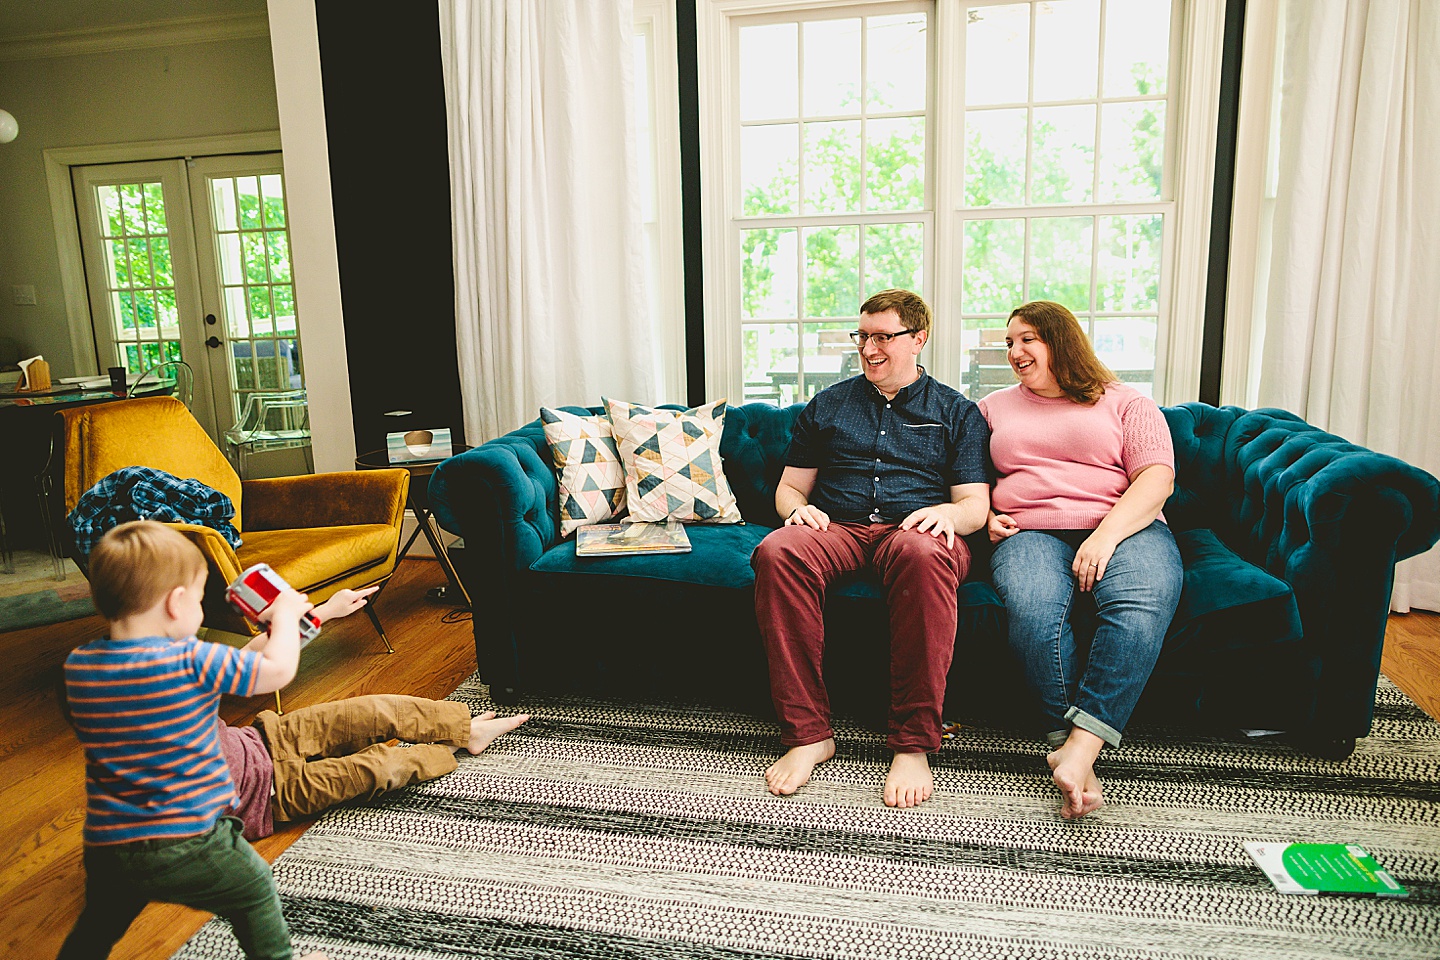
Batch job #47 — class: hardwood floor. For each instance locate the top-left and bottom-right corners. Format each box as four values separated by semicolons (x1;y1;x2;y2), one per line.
2;561;1437;959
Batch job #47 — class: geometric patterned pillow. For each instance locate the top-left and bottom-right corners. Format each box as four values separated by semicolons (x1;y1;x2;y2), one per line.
601;397;742;524
540;406;627;536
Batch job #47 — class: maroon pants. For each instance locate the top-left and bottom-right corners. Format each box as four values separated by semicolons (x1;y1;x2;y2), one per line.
752;520;971;753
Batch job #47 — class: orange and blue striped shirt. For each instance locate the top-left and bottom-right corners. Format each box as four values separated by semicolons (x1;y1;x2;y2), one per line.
64;635;260;845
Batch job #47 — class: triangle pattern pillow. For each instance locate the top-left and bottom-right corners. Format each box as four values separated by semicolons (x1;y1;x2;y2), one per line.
540;406;627;536
602;397;742;524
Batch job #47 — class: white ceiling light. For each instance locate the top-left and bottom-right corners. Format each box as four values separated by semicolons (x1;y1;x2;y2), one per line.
0;109;17;143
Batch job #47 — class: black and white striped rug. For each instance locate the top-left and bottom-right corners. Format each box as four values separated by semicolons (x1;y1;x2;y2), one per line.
173;676;1440;960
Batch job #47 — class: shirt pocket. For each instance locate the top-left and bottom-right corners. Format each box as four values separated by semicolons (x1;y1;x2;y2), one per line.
893;421;948;466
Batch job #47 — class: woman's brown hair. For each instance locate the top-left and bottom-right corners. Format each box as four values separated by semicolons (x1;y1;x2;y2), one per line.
1008;300;1116;405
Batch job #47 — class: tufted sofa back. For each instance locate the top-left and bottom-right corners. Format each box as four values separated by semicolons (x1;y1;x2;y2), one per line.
719;402;805;527
1163;402;1440;580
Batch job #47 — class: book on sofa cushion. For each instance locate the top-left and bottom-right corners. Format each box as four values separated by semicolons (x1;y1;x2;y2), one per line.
602;397;743;524
575;521;692;556
541;406;627;536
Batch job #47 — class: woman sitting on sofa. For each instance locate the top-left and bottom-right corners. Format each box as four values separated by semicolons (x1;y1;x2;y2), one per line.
979;300;1182;819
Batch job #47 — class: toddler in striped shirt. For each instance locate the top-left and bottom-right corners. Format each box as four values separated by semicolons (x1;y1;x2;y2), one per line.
58;520;324;960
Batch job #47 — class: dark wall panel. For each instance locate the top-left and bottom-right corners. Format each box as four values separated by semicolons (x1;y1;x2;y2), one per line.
314;0;464;456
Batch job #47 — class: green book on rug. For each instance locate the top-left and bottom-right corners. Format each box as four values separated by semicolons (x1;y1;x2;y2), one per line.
1245;842;1408;897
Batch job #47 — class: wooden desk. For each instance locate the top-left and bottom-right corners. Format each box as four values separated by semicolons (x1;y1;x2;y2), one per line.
0;389;129;570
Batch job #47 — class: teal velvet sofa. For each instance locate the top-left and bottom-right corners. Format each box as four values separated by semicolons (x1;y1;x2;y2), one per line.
428;402;1439;758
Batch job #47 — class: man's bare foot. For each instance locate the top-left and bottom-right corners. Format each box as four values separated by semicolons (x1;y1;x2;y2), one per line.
765;738;836;795
884;751;933;808
467;710;530;754
1046;728;1106;819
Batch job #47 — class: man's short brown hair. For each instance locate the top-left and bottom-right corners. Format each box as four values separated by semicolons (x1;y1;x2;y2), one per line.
88;520;207;620
859;288;932;335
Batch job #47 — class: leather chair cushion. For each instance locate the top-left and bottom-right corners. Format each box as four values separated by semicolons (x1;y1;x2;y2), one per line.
239;524;399;595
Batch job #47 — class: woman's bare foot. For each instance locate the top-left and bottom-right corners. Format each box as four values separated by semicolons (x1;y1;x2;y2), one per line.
467;710;530;754
764;738;836;795
1046;728;1105;819
884;751;933;808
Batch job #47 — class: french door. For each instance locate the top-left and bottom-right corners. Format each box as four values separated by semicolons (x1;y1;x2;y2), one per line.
72;154;307;459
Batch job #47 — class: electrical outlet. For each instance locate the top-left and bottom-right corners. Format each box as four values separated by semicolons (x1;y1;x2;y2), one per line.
12;284;36;305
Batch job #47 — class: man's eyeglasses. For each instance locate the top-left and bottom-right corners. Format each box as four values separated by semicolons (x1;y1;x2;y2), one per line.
849;329;918;346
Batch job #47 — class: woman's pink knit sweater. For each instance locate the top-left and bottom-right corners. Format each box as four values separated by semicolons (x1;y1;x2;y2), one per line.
977;382;1173;530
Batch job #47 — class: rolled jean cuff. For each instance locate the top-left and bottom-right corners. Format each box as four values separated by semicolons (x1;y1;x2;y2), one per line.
1064;706;1122;748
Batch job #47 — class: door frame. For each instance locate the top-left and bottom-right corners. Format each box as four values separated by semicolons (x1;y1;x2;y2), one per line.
44;132;283;378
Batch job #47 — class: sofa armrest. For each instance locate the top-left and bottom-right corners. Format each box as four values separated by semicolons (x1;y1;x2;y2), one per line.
429;435;561;697
1225;410;1440;738
240;470;409;532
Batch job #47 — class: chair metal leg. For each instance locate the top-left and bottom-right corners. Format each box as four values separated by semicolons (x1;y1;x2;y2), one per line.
364;603;395;654
36;472;65;581
274;691;283;714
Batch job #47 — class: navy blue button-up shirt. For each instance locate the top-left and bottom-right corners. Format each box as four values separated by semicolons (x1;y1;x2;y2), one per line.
785;371;990;523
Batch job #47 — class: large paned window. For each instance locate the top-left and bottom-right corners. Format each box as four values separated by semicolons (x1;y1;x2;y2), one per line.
735;10;930;405
960;0;1172;399
700;0;1216;406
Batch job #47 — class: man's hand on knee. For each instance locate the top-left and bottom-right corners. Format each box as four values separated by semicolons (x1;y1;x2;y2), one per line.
786;504;830;531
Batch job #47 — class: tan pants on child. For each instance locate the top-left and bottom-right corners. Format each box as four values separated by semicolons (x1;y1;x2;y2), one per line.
254;694;472;822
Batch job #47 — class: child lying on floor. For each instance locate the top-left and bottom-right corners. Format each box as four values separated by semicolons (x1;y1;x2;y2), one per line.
219;585;527;841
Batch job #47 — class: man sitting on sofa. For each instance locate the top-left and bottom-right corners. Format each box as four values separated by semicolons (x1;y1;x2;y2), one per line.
752;288;991;809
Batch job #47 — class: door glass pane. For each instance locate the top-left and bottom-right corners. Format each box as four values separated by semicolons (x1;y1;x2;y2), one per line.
963;218;1025;314
965;109;1027;207
965;4;1029;106
741;227;798;319
803;120;860;214
742;125;798;216
1033;0;1100;102
742;322;799;405
93;179;183;375
209;171;306;422
803;19;860;116
864;222;924;296
1098;101;1165;201
740;24;798;121
803;225;859;317
867;13;926;112
1093;316;1156;395
1028;216;1093;308
1031;105;1096;204
865;116;925;212
1104;0;1170;97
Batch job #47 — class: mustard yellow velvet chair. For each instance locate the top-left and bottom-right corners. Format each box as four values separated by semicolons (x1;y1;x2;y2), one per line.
59;396;410;675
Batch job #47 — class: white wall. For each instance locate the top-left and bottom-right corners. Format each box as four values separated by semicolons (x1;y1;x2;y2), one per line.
0;36;280;375
264;0;356;473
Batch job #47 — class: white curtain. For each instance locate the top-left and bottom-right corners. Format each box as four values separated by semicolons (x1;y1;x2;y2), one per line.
1256;0;1440;612
438;0;658;442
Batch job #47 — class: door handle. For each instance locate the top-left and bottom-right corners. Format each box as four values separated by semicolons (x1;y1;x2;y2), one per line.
206;335;222;348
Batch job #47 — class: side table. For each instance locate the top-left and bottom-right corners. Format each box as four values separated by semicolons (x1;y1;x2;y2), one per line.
356;446;472;609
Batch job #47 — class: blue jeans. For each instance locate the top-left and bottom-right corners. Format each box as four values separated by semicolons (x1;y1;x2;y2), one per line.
990;521;1182;747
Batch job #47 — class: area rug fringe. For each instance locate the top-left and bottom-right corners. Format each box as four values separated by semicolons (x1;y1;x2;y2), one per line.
171;677;1440;960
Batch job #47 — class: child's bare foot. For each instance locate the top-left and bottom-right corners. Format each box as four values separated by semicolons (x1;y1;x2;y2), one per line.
1046;728;1106;819
467;710;530;754
764;738;835;795
884;751;933;808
